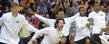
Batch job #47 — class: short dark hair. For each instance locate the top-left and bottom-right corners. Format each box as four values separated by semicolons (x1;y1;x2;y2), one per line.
54;18;65;28
11;2;19;8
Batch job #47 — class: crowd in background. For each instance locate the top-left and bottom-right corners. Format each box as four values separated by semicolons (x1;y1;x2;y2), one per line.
0;0;109;29
0;0;109;44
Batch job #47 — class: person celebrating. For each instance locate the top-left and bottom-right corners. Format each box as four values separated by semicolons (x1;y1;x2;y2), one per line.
74;7;91;44
0;2;37;44
28;18;65;44
88;2;106;44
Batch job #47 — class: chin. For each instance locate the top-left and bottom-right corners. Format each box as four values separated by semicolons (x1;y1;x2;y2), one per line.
60;27;63;29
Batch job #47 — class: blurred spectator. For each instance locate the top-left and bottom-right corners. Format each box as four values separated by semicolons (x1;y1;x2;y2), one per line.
25;2;35;11
29;0;35;4
69;22;76;44
88;0;95;6
26;2;31;7
33;16;40;29
33;7;40;29
63;0;71;17
49;4;58;19
20;0;28;4
70;0;80;2
19;0;26;7
71;1;79;15
59;36;67;44
0;5;9;17
37;0;47;16
66;2;79;17
100;1;108;12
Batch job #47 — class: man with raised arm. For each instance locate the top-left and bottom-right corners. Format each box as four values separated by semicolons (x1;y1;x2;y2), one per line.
0;3;37;44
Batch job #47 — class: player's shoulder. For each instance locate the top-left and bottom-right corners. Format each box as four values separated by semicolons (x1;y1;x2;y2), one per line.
2;12;11;17
99;11;105;13
43;27;54;29
99;11;105;14
17;14;25;19
89;11;95;14
88;11;96;17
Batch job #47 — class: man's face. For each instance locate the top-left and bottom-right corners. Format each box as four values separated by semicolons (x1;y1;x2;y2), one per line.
80;7;86;16
11;6;19;14
57;20;64;30
40;0;44;3
94;3;100;11
57;11;65;19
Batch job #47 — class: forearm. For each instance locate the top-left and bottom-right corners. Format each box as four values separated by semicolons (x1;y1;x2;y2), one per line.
28;35;38;44
64;13;79;23
35;13;51;24
27;24;38;32
23;20;38;32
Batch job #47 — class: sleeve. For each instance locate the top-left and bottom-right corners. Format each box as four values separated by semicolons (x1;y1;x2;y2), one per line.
88;12;93;18
102;12;106;28
22;20;38;32
88;12;94;25
64;13;80;24
22;15;38;32
35;13;55;26
31;28;48;40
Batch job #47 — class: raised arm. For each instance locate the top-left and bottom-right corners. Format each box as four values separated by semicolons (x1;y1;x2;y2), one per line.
28;28;48;44
64;13;80;24
22;19;38;32
21;15;38;32
35;13;55;26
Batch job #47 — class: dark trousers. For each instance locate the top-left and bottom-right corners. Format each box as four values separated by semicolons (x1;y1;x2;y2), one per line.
19;32;35;44
75;37;90;44
19;36;31;44
0;42;6;44
66;35;70;44
91;34;102;44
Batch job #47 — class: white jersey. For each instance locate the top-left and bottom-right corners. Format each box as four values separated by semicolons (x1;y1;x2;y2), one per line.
88;11;106;34
0;12;37;44
74;16;91;41
35;13;79;36
99;32;109;44
32;27;63;44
